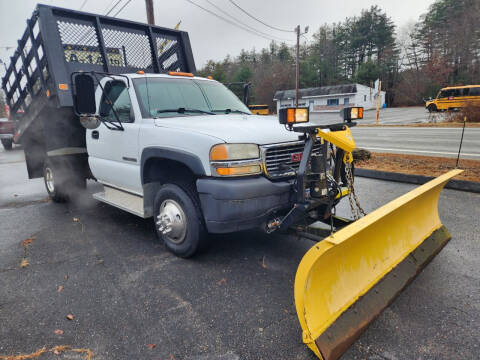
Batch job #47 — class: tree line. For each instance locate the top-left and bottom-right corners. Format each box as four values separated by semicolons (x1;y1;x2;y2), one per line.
198;0;480;109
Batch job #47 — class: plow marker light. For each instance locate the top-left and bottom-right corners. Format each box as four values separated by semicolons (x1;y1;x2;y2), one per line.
294;169;462;360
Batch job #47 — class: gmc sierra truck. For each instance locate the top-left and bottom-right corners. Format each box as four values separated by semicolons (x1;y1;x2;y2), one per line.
2;5;347;257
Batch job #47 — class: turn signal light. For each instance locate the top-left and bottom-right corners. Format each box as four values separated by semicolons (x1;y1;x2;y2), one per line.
216;165;261;176
342;106;364;121
279;107;309;125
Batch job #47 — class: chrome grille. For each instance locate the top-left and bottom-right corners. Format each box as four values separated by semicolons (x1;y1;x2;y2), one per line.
262;141;325;179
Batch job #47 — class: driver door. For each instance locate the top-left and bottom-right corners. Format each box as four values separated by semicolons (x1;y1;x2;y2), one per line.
87;79;142;194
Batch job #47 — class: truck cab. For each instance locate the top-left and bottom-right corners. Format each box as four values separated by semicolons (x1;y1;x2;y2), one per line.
73;70;313;257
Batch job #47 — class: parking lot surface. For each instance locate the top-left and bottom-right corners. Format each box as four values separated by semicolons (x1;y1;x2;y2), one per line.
1;147;479;360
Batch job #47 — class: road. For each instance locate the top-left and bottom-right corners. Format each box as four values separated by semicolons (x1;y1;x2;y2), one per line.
310;106;447;125
351;127;480;159
0;147;479;360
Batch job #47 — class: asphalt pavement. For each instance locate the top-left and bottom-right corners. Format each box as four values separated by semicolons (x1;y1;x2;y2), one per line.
351;127;480;159
0;147;479;360
310;106;445;125
309;107;480;159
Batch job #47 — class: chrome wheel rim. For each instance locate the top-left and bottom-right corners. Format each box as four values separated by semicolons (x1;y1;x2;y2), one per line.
45;167;55;193
156;199;187;244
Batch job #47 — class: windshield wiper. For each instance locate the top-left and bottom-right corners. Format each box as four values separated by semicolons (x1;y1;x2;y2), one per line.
155;107;215;115
213;108;251;115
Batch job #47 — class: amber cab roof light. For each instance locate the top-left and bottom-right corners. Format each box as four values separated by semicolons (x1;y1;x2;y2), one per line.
168;71;194;77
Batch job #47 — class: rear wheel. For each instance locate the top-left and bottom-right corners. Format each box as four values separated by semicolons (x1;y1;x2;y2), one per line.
427;104;437;113
1;139;13;150
43;159;86;202
153;183;207;258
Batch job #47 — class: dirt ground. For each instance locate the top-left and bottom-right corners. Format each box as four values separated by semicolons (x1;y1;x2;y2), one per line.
358;122;480;128
356;152;480;182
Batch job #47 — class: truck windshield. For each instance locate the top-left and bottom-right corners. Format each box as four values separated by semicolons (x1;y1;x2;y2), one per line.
133;77;251;118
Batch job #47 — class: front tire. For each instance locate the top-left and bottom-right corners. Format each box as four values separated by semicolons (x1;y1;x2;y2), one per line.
427;104;437;113
1;139;13;150
153;183;207;258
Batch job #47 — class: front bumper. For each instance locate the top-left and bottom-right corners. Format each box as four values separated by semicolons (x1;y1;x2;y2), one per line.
196;176;293;233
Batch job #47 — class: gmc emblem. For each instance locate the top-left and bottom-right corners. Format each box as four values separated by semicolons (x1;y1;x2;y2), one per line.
291;152;302;162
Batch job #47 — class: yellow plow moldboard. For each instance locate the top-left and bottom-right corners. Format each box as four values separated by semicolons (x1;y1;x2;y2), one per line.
294;169;463;360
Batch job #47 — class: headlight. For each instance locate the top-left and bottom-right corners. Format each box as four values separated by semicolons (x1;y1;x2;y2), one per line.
210;144;259;161
210;143;262;177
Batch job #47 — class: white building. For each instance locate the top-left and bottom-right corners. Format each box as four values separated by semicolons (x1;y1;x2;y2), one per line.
273;84;386;113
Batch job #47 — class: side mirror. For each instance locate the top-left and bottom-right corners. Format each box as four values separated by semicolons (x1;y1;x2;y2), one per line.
80;116;101;129
341;107;364;122
73;73;96;116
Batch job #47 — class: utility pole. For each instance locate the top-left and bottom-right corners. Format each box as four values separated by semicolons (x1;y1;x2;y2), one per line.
375;80;382;125
295;25;308;108
295;25;300;108
145;0;155;25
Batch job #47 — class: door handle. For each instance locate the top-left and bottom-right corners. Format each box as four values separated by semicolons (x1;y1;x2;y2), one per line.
92;131;99;139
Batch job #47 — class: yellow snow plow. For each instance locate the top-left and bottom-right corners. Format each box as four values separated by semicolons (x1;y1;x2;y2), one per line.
268;107;462;360
294;169;461;360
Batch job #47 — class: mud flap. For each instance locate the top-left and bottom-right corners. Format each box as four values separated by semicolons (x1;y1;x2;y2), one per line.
294;170;462;360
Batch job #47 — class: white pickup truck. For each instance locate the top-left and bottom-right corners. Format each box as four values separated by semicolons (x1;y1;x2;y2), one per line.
3;5;336;258
65;71;319;257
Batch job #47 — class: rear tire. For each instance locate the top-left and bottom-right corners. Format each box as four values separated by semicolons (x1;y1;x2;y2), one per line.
1;139;13;150
153;183;207;258
43;159;86;203
427;104;437;113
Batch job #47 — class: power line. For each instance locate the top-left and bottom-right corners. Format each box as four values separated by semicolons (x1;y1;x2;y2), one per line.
79;0;89;11
184;0;290;42
228;0;294;33
112;0;133;17
204;0;293;42
105;0;124;16
103;0;117;14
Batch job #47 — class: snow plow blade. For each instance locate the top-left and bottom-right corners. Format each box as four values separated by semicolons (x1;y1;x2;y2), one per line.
294;169;462;360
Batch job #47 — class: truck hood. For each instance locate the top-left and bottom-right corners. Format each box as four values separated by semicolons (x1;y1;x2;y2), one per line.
154;114;301;145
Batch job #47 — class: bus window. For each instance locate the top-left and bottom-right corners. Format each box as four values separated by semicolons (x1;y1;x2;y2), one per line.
462;88;470;97
470;87;480;96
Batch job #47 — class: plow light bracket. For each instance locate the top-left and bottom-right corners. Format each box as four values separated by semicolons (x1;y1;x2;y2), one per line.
279;107;309;127
341;107;364;122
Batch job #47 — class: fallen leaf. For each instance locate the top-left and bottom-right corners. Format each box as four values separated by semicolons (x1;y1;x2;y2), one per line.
147;344;156;349
20;258;29;268
261;256;267;269
216;278;227;286
73;217;79;222
54;329;64;335
57;285;64;293
66;314;74;320
21;237;35;247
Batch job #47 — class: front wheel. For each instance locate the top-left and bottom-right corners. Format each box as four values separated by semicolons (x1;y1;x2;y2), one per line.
153;183;207;258
1;139;13;150
427;104;437;113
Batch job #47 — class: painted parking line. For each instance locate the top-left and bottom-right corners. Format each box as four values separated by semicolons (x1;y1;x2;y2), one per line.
363;146;480;158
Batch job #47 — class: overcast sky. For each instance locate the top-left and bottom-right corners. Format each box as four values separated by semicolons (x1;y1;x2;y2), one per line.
0;0;434;73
